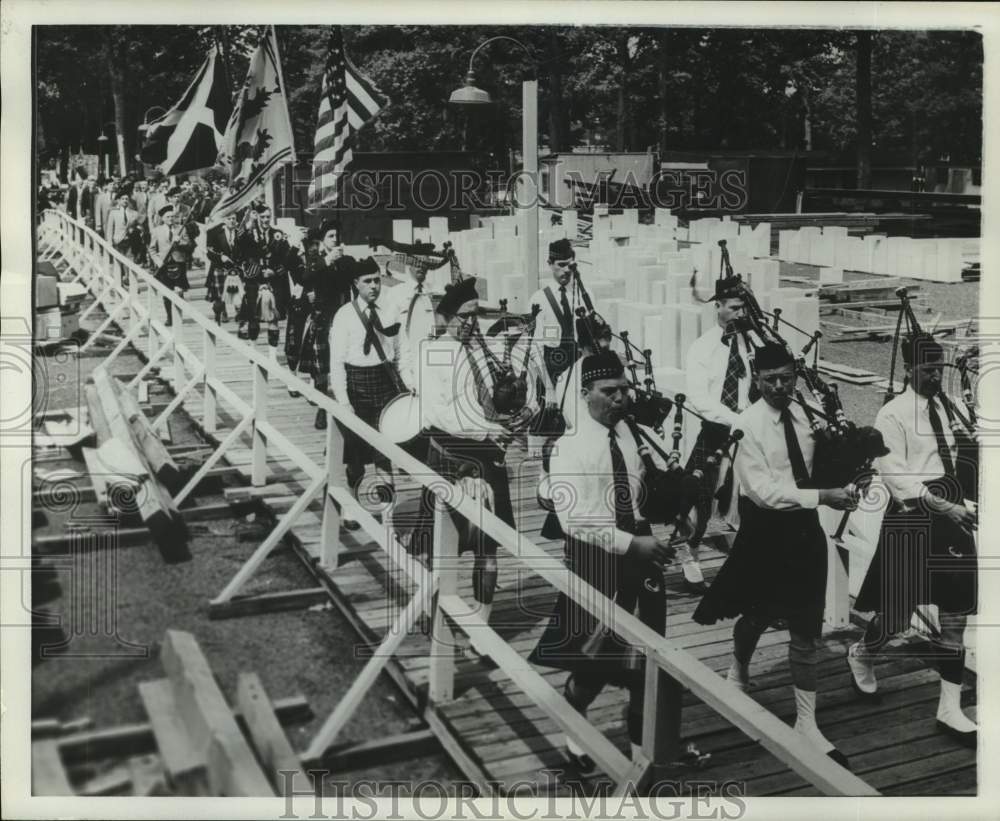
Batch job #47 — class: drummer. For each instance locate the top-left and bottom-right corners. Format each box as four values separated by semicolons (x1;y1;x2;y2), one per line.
328;256;409;519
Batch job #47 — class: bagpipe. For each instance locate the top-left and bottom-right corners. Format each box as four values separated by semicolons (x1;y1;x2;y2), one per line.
154;203;199;284
887;286;978;502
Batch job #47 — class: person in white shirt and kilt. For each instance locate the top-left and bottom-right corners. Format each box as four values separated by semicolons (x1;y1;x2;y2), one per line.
405;277;524;625
529;351;699;774
681;274;755;593
692;342;859;770
205;213;242;323
529;239;581;418
328;257;409;511
847;332;978;748
149;205;198;327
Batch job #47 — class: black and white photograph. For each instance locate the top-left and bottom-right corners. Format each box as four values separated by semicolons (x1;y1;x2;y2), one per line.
2;1;997;817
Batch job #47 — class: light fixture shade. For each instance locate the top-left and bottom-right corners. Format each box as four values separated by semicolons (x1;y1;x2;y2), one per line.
449;80;492;105
97;133;108;142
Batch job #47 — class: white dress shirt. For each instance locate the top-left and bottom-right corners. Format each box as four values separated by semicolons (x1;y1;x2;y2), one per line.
417;334;507;441
148;224;175;268
549;410;666;555
529;279;580;387
875;386;962;504
388;278;439;387
685;325;754;428
328;296;403;406
734;398;819;511
106;207;136;245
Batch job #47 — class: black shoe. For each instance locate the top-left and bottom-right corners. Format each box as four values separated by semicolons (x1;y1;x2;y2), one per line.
936;719;977;749
566;747;597;776
341;518;361;531
827;748;851;770
682;579;709;595
164;318;172;327
315;408;327;430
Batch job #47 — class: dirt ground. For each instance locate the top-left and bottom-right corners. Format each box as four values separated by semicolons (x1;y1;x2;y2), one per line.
31;343;461;790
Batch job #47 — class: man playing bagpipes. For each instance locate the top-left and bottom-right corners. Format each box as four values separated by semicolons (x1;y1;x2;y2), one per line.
257;206;294;320
692;342;860;770
529;350;708;774
529;238;583;411
406;277;525;633
148;204;199;327
681;272;756;593
234;206;281;358
204;212;242;324
848;331;978;748
285;220;355;429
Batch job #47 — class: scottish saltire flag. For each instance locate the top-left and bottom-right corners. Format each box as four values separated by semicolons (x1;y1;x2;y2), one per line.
212;26;296;220
307;27;387;209
140;46;232;176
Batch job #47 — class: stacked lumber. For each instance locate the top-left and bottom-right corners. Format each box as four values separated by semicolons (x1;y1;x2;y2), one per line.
86;366;188;561
31;630;314;797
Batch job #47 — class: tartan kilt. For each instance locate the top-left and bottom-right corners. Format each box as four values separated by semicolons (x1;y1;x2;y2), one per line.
205;264;231;303
692;497;827;637
341;363;399;471
528;522;665;681
685;421;731;531
855;480;977;634
286;305;332;380
237;281;259;324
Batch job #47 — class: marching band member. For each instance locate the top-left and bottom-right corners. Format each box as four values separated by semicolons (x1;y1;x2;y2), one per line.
529;350;684;773
105;190;140;261
529;238;581;404
258;206;293;320
692;342;857;769
148;204;198;327
205;212;241;323
408;277;522;626
235;207;270;343
328;257;408;516
387;250;440;390
681;274;755;593
848;332;978;747
286;220;354;429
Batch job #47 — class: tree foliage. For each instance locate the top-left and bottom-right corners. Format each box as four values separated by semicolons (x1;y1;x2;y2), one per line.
34;24;983;180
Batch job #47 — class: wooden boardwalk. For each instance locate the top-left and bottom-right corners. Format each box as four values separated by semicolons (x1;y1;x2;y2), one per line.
67;254;977;797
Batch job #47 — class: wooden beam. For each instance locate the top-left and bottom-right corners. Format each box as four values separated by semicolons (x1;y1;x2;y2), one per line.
31;739;74;795
208;587;329;621
235;673;311;795
159;630;274;796
301;581;436;763
137;679;209;795
313;728;440;774
113;375;184;493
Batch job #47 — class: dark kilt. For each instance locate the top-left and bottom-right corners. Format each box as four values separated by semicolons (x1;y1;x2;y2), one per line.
693;497;827;638
529;522;666;683
286;303;332;381
855;478;977;634
407;430;513;559
685;421;731;535
155;262;190;293
341;363;399;475
543;341;577;387
205;263;231;304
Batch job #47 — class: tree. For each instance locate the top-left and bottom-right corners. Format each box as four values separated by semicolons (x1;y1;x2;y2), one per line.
855;31;873;187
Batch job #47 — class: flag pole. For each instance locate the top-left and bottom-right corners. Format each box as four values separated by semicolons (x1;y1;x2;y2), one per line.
269;25;298;220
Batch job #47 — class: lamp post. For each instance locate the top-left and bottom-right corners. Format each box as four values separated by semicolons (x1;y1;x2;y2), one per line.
136;106;168;170
97;122;117;180
450;36;540;293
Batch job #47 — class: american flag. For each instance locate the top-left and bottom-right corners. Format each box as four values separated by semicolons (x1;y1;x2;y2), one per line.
307;27;387;209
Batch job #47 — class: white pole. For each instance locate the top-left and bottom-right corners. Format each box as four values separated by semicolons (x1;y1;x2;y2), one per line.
116;132;127;177
521;79;539;292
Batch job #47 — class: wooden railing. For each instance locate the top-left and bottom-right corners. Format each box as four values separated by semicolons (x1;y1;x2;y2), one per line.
38;209;878;796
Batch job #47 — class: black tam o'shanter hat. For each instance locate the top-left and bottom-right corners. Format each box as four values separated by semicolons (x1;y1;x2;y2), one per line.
318;219;340;238
350;256;381;279
581;350;625;385
548;238;574;261
713;274;745;302
436;277;479;317
158;204;174;218
755;342;795;371
901;331;944;366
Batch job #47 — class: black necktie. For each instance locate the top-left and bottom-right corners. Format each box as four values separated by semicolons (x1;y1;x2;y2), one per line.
927;397;956;477
405;283;424;335
780;405;810;488
609;428;636;531
363;305;381;355
720;335;746;412
558;285;573;340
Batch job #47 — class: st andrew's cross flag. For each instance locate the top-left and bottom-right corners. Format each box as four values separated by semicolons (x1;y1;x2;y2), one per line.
307;27;387;208
212;27;295;220
140;46;232;176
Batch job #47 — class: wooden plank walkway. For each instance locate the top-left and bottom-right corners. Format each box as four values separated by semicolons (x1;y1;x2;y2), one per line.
64;253;977;797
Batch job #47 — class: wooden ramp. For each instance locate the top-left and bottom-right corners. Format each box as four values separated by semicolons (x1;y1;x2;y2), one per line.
61;249;977;797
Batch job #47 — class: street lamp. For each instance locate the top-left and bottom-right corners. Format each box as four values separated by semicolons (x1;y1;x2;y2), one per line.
97;121;117;180
137;105;168;139
450;36;540;292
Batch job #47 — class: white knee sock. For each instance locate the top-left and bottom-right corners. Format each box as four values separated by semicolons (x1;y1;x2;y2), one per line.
937;680;977;732
793;687;835;753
